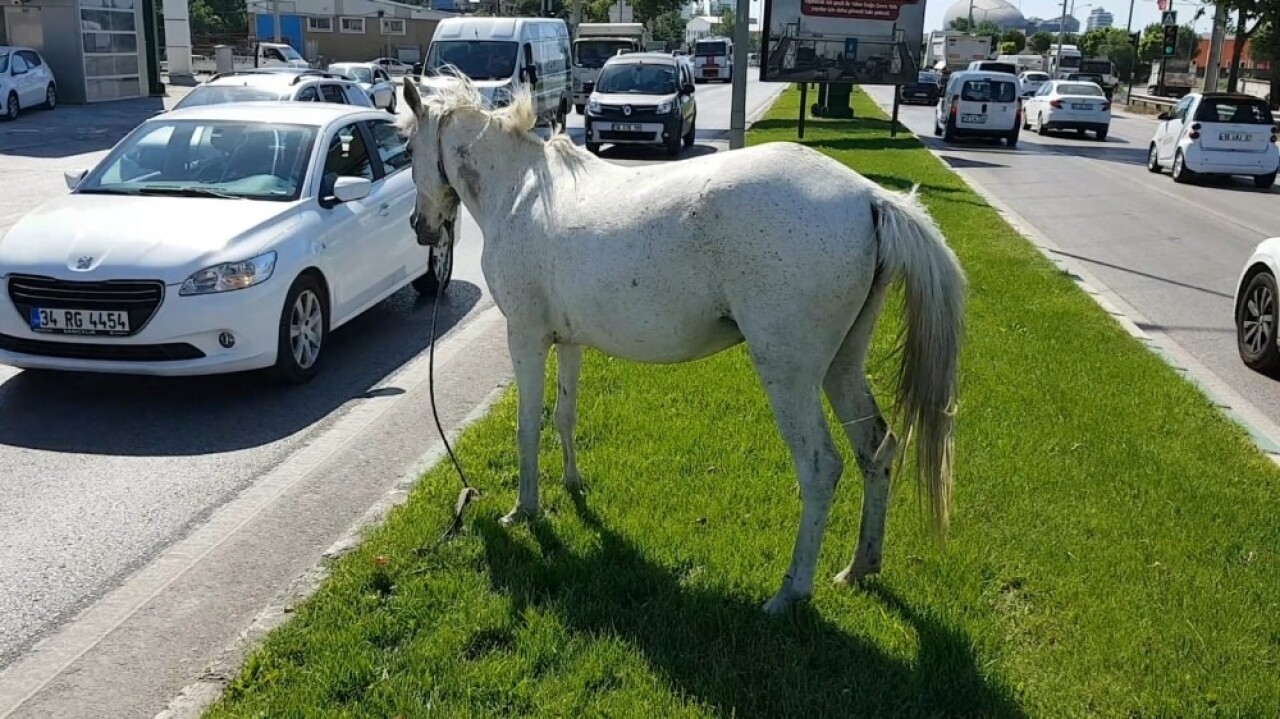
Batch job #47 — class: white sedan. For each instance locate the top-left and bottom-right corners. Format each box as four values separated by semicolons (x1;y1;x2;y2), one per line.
0;102;453;382
1022;79;1111;140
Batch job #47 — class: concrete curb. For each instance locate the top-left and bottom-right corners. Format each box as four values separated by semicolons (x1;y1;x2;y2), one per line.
863;92;1280;465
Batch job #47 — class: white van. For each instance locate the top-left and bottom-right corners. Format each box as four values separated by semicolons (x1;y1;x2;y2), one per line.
421;17;572;125
692;36;733;83
934;70;1023;146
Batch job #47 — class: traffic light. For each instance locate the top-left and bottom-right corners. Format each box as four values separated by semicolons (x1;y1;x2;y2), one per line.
1129;32;1141;48
1162;25;1178;57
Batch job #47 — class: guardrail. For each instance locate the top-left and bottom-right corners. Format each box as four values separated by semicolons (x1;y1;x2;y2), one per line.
1127;92;1280;122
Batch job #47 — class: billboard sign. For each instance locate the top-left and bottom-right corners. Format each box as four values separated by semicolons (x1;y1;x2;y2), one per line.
759;0;926;84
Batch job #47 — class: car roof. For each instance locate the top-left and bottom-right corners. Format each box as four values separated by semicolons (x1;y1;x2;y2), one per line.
201;70;354;88
604;52;677;66
1197;91;1267;101
329;62;376;69
950;70;1019;81
156;101;385;126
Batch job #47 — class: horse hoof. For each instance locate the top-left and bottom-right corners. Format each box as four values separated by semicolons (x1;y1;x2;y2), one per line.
499;507;535;526
762;594;794;615
563;474;584;494
834;561;880;586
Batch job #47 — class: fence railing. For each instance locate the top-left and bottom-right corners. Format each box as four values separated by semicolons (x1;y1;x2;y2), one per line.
1126;92;1280;122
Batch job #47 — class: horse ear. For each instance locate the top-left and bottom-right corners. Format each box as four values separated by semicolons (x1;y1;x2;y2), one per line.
404;80;424;118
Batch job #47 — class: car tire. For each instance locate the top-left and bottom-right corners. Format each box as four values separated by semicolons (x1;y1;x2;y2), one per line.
1254;171;1276;189
575;104;585;115
412;241;454;297
1096;127;1108;141
1036;114;1048;135
41;84;56;111
1022;115;1031;130
1237;270;1280;375
2;92;17;121
683;115;696;148
943;116;956;142
1171;150;1194;184
1147;143;1162;173
665;130;682;157
272;273;329;385
933;118;942;136
1006;128;1019;147
586;142;601;155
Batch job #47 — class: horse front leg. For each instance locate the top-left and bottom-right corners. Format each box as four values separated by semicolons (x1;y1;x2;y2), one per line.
554;343;584;493
501;327;551;526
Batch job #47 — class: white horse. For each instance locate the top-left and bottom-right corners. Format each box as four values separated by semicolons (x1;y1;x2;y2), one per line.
400;77;966;614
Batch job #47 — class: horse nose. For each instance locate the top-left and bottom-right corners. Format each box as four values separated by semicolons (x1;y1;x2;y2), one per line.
409;210;421;232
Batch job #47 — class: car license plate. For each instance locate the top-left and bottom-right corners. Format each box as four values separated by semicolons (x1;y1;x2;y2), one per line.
702;69;715;76
1220;132;1252;142
960;114;986;123
1072;103;1091;110
613;123;642;132
29;307;130;335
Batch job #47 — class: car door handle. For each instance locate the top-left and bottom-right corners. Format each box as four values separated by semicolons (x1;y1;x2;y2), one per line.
377;202;390;216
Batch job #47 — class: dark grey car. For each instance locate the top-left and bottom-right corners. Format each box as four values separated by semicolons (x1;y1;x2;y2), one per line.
583;52;697;156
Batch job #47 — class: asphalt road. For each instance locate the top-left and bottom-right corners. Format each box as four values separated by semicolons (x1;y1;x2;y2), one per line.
0;75;785;669
863;85;1280;448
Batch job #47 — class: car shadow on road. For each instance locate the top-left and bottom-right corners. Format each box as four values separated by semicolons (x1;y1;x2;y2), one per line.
0;97;166;159
473;499;1028;718
0;282;483;456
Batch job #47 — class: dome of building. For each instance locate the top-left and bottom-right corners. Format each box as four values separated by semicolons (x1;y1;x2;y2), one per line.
942;0;1029;32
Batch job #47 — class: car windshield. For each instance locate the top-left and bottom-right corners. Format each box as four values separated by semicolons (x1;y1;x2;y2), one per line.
916;72;939;84
424;41;518;81
695;41;727;56
1194;97;1275;124
331;65;373;83
1057;83;1104;96
1059;55;1082;69
595;62;677;94
77;120;318;201
1025;72;1049;81
575;40;635;68
961;79;1016;103
174;85;290;109
0;53;8;74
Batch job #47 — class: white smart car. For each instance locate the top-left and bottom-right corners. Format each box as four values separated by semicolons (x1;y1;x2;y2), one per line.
0;103;453;382
0;45;57;120
1022;79;1111;140
1147;92;1279;188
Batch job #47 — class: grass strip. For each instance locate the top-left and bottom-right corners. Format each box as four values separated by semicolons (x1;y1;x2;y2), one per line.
204;88;1280;718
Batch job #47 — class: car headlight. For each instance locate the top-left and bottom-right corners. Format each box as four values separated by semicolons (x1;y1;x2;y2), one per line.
657;99;674;114
588;97;601;114
179;251;277;296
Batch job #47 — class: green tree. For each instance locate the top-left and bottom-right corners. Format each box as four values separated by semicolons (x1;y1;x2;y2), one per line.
189;0;246;37
650;10;686;45
1251;20;1271;64
1029;30;1055;53
717;5;736;37
948;18;1000;37
1138;22;1198;61
1000;29;1026;53
630;0;686;24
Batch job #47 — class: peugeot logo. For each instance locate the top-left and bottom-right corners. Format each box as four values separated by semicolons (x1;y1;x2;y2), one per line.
74;256;93;270
623;105;632;116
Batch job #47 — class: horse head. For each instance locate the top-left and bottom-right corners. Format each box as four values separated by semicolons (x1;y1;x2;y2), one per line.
401;80;460;248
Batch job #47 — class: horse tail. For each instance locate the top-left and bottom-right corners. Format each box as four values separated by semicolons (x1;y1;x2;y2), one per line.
869;183;967;536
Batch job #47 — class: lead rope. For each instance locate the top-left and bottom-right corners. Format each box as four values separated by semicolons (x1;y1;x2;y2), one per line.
419;218;480;555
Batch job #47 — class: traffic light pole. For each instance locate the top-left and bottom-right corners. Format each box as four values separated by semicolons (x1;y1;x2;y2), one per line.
1123;0;1136;99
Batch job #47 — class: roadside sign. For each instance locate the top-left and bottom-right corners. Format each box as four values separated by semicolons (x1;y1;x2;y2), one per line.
1162;10;1177;27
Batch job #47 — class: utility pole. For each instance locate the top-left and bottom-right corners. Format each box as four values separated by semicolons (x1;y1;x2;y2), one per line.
1123;0;1137;99
728;0;749;148
1053;0;1069;77
1204;2;1227;92
272;0;282;43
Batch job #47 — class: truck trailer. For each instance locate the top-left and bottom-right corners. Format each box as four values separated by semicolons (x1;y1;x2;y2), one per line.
571;22;648;113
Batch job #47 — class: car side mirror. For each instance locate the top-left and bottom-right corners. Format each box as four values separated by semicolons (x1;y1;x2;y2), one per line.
64;169;88;190
1157;111;1170;120
331;176;371;204
682;83;695;95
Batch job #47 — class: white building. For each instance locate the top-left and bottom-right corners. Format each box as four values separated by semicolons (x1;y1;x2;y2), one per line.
684;14;757;45
1085;7;1113;31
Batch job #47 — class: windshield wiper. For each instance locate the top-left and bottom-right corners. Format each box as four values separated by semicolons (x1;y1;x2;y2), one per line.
133;186;246;200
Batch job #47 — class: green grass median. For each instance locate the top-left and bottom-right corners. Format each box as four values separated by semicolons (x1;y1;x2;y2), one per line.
204;88;1280;718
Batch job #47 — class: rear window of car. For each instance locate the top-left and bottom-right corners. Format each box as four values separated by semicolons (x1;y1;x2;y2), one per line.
975;62;1018;75
1024;72;1049;81
961;80;1016;103
1057;83;1104;97
174;85;289;109
1194;98;1274;124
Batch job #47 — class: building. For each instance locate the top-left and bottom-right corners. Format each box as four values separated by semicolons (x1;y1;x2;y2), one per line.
942;0;1028;32
1026;16;1081;34
0;0;157;103
1085;7;1113;31
246;0;458;64
685;14;757;45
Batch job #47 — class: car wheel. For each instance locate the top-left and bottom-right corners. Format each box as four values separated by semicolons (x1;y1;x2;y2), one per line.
42;84;56;111
1253;171;1276;189
586;142;601;155
943;115;956;142
1096;127;1108;141
1237;270;1280;375
1172;150;1194;184
1036;114;1048;135
412;241;455;297
1147;144;1162;173
933;118;942;136
272;274;328;384
665;126;682;156
1022;115;1031;130
683;115;695;148
1006;128;1019;147
2;92;17;121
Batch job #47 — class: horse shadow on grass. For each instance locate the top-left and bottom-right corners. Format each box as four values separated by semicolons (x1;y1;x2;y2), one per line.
476;499;1027;719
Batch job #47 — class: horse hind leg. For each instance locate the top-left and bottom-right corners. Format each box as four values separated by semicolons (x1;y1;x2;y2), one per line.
554;343;583;493
748;354;845;615
824;279;898;584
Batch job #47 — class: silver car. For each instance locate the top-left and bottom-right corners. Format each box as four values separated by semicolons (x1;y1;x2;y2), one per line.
327;62;397;113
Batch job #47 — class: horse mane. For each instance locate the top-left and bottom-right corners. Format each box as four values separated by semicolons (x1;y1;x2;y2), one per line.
395;69;582;164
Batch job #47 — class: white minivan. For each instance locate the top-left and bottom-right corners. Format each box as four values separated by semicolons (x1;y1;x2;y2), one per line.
420;17;572;125
934;70;1022;147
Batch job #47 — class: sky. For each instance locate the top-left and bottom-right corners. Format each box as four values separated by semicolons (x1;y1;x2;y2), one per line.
745;0;1218;35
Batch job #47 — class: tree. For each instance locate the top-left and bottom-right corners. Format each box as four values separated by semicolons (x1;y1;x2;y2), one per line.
650;10;686;45
1251;20;1272;64
189;0;246;37
948;18;1000;37
1138;22;1198;61
630;0;686;24
1029;30;1055;53
1000;29;1026;53
718;5;736;37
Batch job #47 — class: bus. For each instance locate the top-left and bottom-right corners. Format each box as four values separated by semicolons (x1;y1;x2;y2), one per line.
693;36;733;83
